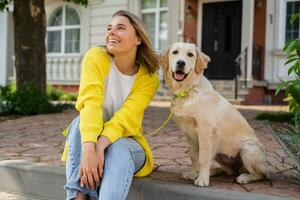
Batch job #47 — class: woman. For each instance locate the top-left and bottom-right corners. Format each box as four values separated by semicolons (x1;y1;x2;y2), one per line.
61;10;160;200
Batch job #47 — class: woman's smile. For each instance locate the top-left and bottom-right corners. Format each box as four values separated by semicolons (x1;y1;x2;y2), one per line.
107;38;120;46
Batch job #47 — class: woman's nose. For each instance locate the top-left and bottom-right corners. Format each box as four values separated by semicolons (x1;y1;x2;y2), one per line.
108;28;116;36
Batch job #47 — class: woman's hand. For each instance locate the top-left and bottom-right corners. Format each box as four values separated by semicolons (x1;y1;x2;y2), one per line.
80;142;101;190
95;136;111;178
95;146;105;179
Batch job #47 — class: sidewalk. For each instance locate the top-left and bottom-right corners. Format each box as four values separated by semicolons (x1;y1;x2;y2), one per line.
0;191;45;200
0;101;299;199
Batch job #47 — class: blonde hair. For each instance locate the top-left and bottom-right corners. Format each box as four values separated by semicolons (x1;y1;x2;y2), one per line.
111;10;159;74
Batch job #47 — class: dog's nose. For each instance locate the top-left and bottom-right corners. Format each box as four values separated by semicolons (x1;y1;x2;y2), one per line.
176;60;186;69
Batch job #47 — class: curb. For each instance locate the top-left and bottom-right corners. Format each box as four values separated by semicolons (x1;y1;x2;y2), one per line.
0;160;290;200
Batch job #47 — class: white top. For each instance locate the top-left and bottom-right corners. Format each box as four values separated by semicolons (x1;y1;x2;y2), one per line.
103;59;136;122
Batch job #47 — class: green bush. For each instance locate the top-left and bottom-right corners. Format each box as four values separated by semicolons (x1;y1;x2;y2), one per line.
59;93;78;101
46;85;78;101
47;85;65;101
255;111;294;123
0;83;74;116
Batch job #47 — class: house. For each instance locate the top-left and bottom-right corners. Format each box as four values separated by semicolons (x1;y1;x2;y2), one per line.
0;0;299;104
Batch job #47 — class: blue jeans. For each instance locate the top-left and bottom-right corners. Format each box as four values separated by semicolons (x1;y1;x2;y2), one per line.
64;116;146;200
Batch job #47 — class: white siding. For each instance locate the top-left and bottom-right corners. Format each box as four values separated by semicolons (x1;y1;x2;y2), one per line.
89;0;128;46
0;12;8;86
0;11;14;86
265;0;298;87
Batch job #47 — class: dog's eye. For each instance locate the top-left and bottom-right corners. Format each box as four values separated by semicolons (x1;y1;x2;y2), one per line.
172;50;178;55
187;52;194;57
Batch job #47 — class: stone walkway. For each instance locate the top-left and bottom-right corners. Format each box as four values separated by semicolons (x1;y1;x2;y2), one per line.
0;102;299;199
0;191;44;200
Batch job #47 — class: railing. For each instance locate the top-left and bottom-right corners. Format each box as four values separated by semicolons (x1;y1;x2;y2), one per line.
46;56;82;84
9;56;82;85
234;47;248;99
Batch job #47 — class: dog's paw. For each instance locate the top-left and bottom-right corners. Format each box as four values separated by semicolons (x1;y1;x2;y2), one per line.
193;174;209;187
182;171;198;180
236;174;251;184
236;173;263;184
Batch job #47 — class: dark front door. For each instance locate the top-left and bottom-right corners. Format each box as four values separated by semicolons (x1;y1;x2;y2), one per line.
202;1;242;79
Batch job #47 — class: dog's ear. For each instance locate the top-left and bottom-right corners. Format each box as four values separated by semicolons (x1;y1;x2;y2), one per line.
195;48;210;74
159;48;170;72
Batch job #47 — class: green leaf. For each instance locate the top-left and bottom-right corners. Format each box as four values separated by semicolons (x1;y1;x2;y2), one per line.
293;62;300;76
276;81;289;95
295;67;300;77
297;47;300;57
284;40;298;55
284;40;295;51
0;0;10;12
288;65;295;75
276;80;295;96
290;13;300;25
285;57;298;65
288;53;298;59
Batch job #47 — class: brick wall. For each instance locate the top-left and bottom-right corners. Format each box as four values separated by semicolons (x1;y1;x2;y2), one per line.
183;0;198;43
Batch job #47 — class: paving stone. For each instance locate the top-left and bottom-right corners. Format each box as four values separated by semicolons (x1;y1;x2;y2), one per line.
0;191;44;200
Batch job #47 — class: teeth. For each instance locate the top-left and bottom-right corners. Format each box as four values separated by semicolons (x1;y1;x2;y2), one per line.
109;39;119;43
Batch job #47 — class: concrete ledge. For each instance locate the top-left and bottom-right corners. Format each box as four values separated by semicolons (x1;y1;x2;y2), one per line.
0;160;64;200
0;160;289;200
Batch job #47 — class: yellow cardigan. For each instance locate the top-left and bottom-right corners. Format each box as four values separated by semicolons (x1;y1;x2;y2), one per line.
61;47;160;177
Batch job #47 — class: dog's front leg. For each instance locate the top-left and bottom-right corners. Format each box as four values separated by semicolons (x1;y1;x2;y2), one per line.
182;136;199;180
194;128;213;187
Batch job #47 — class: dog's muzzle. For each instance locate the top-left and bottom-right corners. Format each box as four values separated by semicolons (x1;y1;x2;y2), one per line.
173;60;189;82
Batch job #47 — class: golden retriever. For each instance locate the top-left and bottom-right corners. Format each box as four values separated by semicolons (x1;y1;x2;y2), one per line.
159;42;268;187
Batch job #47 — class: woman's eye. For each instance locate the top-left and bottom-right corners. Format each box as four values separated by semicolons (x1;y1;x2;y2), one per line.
172;50;178;55
118;27;125;30
187;52;194;57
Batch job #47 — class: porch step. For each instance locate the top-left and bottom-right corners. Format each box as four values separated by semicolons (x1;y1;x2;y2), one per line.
210;80;250;102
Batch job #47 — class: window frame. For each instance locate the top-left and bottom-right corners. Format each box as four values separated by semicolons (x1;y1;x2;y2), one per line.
284;0;300;43
141;0;168;50
46;5;81;57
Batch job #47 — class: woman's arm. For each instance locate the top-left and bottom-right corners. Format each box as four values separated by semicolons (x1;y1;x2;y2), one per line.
75;47;109;143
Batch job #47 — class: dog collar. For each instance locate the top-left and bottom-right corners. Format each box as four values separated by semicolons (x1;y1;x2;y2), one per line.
174;91;188;98
174;85;198;98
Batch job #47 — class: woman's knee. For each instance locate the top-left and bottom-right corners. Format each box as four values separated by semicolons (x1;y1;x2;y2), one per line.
66;116;82;165
67;116;81;144
106;138;128;155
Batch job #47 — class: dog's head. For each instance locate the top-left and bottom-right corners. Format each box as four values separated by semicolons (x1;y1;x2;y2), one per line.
159;43;210;90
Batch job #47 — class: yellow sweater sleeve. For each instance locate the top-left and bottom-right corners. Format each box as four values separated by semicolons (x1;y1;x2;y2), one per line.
101;73;160;143
75;47;109;143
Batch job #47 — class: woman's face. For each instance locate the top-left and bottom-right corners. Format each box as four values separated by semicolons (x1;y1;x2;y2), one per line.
105;15;141;55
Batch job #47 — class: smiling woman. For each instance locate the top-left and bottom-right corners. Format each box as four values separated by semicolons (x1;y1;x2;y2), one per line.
61;10;160;200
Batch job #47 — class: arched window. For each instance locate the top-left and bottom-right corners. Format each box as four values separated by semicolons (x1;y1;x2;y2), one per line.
47;5;80;54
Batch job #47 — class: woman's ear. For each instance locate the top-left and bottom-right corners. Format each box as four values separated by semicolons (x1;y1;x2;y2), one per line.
195;48;210;74
159;48;170;72
136;36;142;45
137;39;141;45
